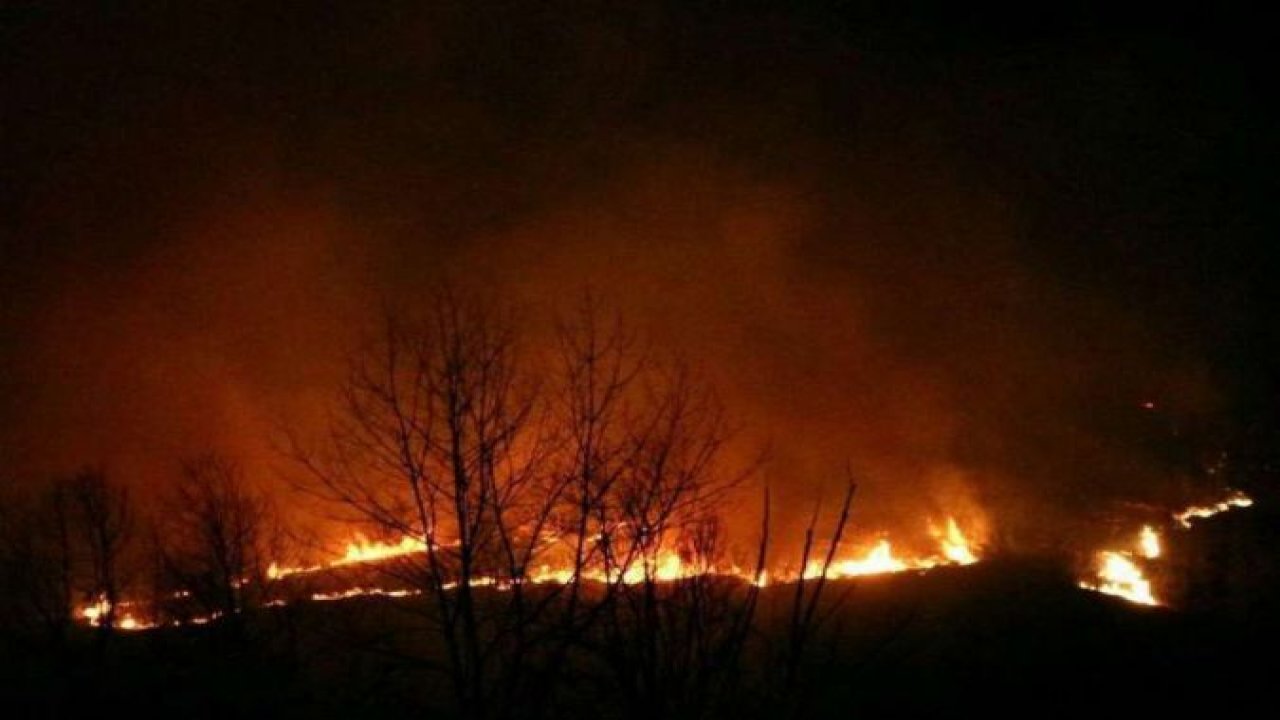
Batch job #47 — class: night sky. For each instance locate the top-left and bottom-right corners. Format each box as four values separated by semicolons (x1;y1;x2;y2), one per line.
2;2;1275;549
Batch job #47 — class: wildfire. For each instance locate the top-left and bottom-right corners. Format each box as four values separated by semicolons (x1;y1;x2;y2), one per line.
302;517;981;589
1078;524;1164;605
1079;490;1255;606
1082;551;1158;606
935;517;979;565
808;539;906;578
1173;490;1253;528
268;535;434;580
311;587;420;602
803;517;979;580
73;515;985;629
65;484;1263;626
79;596;153;631
337;536;430;565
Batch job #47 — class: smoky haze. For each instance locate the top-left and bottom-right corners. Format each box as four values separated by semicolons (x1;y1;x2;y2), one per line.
2;3;1267;555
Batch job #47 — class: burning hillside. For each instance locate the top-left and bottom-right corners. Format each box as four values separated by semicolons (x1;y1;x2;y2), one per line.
3;3;1275;718
72;487;1257;631
77;514;985;631
1077;490;1256;606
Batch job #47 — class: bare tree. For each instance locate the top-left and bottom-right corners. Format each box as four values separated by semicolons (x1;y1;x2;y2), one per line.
0;483;75;642
783;476;857;700
65;468;133;637
158;452;276;625
293;290;836;720
534;297;761;718
294;290;555;719
529;297;643;712
586;365;748;718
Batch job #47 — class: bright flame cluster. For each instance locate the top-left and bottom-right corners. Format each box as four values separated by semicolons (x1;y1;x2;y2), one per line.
1079;489;1254;607
76;517;983;630
800;519;979;581
268;535;435;580
79;596;150;631
286;518;979;590
1080;541;1159;606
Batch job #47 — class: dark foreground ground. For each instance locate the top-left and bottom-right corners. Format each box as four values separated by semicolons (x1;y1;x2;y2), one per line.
4;510;1278;718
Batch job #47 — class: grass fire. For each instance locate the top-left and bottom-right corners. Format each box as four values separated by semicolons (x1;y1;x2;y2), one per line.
3;3;1278;718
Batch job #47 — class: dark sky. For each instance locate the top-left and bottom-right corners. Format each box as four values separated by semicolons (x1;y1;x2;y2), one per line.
2;2;1275;550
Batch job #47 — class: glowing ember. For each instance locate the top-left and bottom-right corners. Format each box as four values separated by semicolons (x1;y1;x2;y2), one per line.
1082;551;1157;606
1173;490;1253;528
311;587;420;602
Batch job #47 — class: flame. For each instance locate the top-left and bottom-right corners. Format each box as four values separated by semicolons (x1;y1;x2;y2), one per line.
935;517;979;565
1082;551;1157;606
1138;525;1161;559
336;535;429;565
79;595;153;631
79;597;109;623
800;518;980;581
808;539;908;578
266;535;433;580
1079;491;1255;606
530;564;575;585
1080;526;1161;605
75;516;986;630
1173;490;1253;528
311;587;420;602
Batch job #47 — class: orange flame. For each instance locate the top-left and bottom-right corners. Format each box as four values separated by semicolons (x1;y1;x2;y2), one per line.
1138;525;1161;559
1173;490;1253;528
1079;491;1255;606
76;516;986;629
1081;551;1157;606
935;517;979;565
78;595;153;631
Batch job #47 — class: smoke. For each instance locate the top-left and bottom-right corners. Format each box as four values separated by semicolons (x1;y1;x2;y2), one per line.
2;3;1246;554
